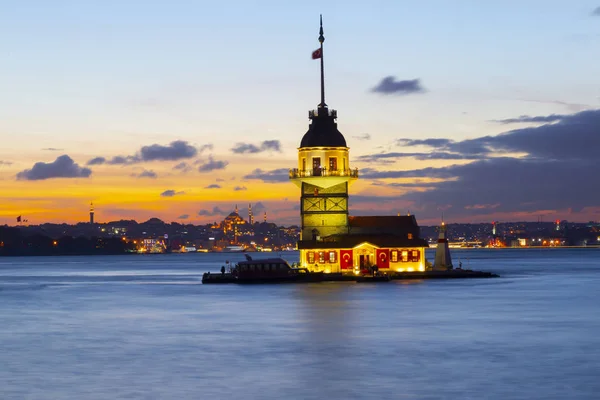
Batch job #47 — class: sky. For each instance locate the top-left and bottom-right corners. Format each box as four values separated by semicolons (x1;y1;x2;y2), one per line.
1;0;600;226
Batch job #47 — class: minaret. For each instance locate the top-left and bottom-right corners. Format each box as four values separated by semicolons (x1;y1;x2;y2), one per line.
289;15;358;242
235;204;238;214
89;202;94;224
263;211;267;223
433;220;453;271
248;203;254;225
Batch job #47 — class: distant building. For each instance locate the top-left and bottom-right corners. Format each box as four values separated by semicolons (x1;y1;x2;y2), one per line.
289;18;428;273
90;202;94;224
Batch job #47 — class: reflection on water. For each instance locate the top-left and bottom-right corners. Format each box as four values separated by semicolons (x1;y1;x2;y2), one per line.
1;249;600;399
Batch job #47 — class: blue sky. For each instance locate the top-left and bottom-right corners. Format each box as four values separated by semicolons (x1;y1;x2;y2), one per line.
1;1;600;224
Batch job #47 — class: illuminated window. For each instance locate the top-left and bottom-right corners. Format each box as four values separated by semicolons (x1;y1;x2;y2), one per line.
408;233;413;240
410;250;420;262
329;251;337;263
307;252;315;264
401;250;408;262
329;157;338;171
318;252;326;263
391;250;398;262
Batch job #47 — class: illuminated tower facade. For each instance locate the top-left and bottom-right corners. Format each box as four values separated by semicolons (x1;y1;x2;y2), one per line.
289;15;358;241
90;202;94;224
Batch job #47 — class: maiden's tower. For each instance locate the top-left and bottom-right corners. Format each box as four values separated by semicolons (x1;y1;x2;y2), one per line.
290;16;429;274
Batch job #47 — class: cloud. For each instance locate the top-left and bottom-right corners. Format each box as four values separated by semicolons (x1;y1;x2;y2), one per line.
198;206;226;217
205;184;221;189
216;178;225;182
177;214;189;220
0;160;13;166
234;186;247;191
352;134;371;141
592;6;600;16
16;155;92;181
136;169;157;179
243;168;289;183
362;108;600;220
160;190;185;197
371;77;425;95
140;140;197;161
199;144;214;153
88;140;199;166
173;161;192;172
86;156;106;166
42;147;63;151
198;156;229;172
491;114;566;124
358;151;485;163
231;140;282;154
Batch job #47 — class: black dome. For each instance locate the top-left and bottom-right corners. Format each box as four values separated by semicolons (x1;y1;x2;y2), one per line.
300;107;347;148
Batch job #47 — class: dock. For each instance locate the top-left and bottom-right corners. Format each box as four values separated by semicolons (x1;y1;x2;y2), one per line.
201;269;498;284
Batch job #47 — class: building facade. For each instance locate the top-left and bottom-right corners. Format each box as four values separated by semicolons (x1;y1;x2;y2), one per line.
290;18;428;274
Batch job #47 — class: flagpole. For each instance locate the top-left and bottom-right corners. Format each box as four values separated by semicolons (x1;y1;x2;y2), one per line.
319;14;326;108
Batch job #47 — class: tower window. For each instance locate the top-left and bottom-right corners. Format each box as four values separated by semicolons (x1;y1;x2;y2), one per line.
408;233;413;240
329;157;338;171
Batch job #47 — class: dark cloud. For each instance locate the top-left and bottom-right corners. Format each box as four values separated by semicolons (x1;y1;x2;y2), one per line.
87;156;106;166
136;169;157;179
371;77;425;95
140;140;197;161
363;108;600;219
172;161;192;173
352;134;371;141
396;138;453;147
360;167;456;180
198;207;226;217
90;141;200;166
491;114;566;124
177;214;189;220
205;184;221;189
592;6;600;16
243;168;289;183
358;151;485;163
108;155;140;165
16;155;92;181
160;190;185;197
231;140;282;154
198;156;229;172
234;186;247;191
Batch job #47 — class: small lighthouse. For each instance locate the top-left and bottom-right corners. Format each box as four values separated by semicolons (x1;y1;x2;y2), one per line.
433;221;453;271
89;202;95;224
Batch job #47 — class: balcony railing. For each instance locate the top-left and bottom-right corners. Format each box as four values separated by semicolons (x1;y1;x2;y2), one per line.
289;168;359;179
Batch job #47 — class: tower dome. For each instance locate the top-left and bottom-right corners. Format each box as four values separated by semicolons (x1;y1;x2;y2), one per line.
300;108;347;148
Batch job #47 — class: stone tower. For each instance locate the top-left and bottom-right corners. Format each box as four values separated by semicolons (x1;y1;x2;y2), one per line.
289;15;358;241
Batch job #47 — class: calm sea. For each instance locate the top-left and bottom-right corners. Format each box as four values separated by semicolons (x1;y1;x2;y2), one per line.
1;249;599;400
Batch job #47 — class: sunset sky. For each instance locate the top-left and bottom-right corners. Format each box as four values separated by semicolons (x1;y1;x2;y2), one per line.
1;0;600;226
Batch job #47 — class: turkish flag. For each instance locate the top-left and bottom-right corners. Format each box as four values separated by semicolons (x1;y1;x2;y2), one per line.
340;249;353;269
376;249;390;269
312;48;322;59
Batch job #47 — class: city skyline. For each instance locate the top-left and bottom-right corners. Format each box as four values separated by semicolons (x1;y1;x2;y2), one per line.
2;1;600;225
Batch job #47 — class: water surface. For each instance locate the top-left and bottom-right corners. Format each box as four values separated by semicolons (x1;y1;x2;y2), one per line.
1;249;599;399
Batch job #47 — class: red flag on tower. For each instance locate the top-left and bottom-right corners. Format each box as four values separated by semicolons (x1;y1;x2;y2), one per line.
311;48;322;59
